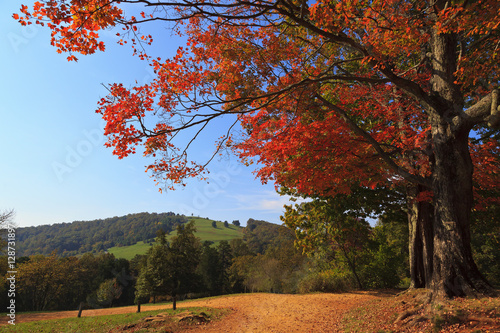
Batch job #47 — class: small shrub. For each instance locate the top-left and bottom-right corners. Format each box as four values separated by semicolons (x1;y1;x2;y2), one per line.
361;243;402;289
398;277;411;289
298;269;354;293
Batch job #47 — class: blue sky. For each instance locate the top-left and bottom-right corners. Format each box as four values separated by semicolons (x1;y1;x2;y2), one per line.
0;1;296;228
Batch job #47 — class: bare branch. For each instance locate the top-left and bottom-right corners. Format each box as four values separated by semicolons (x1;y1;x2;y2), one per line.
0;209;15;228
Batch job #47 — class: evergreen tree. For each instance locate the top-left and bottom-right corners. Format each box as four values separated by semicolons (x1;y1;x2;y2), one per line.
198;241;222;295
136;222;201;309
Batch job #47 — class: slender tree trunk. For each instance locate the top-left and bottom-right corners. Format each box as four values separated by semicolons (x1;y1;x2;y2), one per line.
340;245;364;289
172;295;177;310
351;267;364;290
77;302;84;318
407;185;434;289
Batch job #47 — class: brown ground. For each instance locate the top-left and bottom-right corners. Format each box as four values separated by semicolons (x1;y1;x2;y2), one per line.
179;292;389;332
0;292;388;332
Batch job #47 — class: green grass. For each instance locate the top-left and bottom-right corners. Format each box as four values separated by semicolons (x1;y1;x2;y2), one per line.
108;218;243;260
107;241;153;260
1;307;226;333
2;312;146;333
183;218;243;242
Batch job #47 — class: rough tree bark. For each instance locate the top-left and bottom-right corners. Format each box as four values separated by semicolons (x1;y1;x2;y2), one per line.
430;120;492;297
423;29;496;298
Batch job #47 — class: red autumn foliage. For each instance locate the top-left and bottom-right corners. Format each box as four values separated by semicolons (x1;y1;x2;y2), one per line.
14;1;499;198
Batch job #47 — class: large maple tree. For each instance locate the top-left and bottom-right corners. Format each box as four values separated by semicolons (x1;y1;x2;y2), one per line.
16;0;500;298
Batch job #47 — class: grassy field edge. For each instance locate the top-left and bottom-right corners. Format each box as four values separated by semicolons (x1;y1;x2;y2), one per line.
1;306;229;333
108;218;243;260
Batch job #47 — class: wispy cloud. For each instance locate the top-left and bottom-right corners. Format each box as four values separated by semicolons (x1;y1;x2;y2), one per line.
227;190;305;213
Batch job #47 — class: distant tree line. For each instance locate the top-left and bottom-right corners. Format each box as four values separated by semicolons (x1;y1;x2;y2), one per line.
0;252;135;312
14;212;187;257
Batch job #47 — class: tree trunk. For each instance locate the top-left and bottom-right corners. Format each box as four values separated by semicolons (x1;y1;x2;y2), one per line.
430;122;494;298
425;28;496;298
172;295;177;310
407;185;434;289
77;302;84;318
347;259;364;290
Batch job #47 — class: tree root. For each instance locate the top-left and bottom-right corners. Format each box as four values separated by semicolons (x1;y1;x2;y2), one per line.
392;289;500;332
395;304;425;323
465;316;499;325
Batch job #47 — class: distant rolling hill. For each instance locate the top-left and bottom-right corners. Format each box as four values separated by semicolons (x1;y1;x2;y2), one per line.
15;213;243;258
107;217;244;259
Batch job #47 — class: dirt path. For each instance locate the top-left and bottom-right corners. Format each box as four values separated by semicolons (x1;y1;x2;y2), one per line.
180;292;386;333
1;292;390;332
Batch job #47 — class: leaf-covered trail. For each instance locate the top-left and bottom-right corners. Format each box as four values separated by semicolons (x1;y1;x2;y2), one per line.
180;292;385;332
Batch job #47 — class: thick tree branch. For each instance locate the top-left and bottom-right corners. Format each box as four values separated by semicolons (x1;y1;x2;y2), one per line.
273;3;437;113
465;89;500;128
316;94;432;188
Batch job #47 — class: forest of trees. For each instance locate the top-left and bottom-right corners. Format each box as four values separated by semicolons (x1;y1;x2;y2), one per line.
2;213;498;313
14;212;187;257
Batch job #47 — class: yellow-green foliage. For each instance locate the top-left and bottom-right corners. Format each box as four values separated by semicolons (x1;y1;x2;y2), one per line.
298;269;355;293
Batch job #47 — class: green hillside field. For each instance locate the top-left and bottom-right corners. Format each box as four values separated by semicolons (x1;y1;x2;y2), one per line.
107;218;243;260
